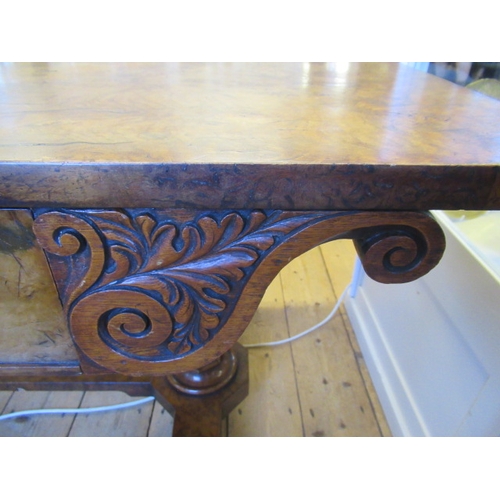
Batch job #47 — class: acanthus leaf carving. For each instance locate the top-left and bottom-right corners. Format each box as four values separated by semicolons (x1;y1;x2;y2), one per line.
33;208;445;375
33;209;326;365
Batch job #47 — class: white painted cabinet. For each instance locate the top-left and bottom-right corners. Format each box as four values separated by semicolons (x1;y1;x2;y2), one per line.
345;210;500;436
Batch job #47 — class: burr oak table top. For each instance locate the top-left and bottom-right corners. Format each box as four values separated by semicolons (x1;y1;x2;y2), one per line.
0;62;499;210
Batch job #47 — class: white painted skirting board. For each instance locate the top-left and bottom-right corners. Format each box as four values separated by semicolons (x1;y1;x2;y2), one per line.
345;286;429;436
345;211;500;437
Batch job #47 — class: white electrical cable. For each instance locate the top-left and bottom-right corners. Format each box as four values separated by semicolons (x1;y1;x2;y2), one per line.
0;396;155;422
1;284;352;422
243;284;351;348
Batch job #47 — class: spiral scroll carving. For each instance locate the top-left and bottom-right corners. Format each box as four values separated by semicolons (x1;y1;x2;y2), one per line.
33;209;330;373
33;208;445;375
351;217;446;284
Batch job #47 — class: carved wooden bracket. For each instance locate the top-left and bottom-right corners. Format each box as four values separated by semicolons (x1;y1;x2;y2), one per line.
33;209;445;375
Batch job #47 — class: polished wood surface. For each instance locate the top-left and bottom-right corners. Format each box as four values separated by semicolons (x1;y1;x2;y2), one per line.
0;210;78;374
32;208;445;375
0;343;248;437
0;241;390;437
0;62;498;435
1;62;499;210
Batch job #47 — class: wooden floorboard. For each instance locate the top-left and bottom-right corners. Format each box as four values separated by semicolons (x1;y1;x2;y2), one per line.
279;246;382;436
147;401;174;437
229;275;304;437
0;390;82;437
68;391;154;437
0;391;13;413
320;240;392;437
0;241;391;437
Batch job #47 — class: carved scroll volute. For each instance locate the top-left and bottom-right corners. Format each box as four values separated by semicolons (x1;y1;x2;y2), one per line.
33;212;106;308
33;208;304;375
33;209;445;376
350;212;446;284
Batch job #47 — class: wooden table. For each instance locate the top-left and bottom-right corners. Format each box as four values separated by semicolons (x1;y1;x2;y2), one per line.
0;62;499;436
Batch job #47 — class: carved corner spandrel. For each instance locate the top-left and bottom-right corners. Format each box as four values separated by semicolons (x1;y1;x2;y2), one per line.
33;208;445;376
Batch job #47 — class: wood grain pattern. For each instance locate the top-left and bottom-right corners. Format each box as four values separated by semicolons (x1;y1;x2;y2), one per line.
0;240;391;437
0;210;79;374
0;390;83;437
229;275;304;436
151;343;248;436
1;62;498;165
320;240;392;436
33;208;445;375
231;241;390;437
0;63;499;211
147;401;174;437
0;62;494;435
0;391;12;414
280;247;381;436
319;240;392;436
68;391;154;437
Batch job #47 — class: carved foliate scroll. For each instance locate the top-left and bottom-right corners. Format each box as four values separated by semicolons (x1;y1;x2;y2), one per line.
33;209;445;375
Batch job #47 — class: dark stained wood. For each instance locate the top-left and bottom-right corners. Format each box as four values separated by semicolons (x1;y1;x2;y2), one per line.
0;63;498;436
0;163;497;211
352;212;445;284
0;209;79;375
155;343;249;437
0;373;155;397
0;63;499;211
32;209;445;375
166;348;238;396
0;343;249;437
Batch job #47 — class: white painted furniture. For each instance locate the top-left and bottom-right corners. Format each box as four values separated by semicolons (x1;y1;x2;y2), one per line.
345;210;500;436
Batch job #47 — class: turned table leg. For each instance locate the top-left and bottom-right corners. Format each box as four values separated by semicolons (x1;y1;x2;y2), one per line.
154;344;248;436
20;208;446;436
0;344;248;437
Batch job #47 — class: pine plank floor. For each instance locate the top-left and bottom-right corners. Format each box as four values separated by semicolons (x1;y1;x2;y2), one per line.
0;240;391;437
